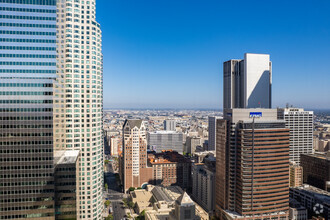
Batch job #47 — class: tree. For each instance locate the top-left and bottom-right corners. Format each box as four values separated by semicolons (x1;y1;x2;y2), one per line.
137;187;142;190
128;201;135;208
105;183;108;190
129;187;135;192
104;159;110;164
104;200;111;207
105;214;113;220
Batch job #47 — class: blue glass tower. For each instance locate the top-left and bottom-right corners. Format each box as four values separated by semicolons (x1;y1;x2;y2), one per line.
0;0;57;219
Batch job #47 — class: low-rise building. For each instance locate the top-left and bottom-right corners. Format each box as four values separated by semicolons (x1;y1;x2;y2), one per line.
148;150;191;190
301;153;330;191
129;185;209;220
289;199;308;220
290;184;330;219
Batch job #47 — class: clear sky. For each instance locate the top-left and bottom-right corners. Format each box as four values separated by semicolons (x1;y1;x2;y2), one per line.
97;0;330;109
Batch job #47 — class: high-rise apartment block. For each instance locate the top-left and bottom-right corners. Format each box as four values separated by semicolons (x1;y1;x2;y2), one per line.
278;108;313;165
208;116;222;151
223;53;272;109
121;119;152;191
164;119;176;131
147;130;183;153
289;163;303;187
186;136;201;154
0;1;57;218
215;109;290;219
55;0;104;219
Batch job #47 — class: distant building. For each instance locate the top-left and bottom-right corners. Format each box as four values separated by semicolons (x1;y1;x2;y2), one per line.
290;163;303;187
121;119;152;191
223;53;272;110
148;150;191;189
186;136;201;154
54;150;79;219
290;184;330;219
110;136;122;156
164;120;176;131
278;108;314;165
192;156;216;214
208;116;222;151
215;109;290;219
301;153;330;191
147;131;183;153
173;192;199;220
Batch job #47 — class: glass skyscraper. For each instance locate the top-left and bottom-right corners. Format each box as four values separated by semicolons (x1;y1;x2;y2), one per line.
0;0;57;219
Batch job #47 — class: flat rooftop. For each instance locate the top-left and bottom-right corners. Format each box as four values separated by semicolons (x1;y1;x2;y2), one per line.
54;150;80;165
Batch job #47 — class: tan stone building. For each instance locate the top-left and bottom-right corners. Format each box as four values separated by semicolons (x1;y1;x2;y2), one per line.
121;119;152;192
289;163;303;187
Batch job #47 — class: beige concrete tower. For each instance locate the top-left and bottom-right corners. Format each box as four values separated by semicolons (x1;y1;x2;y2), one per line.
55;0;103;219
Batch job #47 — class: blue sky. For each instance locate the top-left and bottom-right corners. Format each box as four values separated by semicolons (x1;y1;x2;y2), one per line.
97;0;330;109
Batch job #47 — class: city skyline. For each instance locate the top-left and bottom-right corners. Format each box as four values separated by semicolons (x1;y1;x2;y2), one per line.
98;0;330;109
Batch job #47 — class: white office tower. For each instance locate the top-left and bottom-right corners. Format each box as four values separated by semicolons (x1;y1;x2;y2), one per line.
208;116;222;151
55;0;103;219
278;108;314;165
164;119;176;131
223;53;272;109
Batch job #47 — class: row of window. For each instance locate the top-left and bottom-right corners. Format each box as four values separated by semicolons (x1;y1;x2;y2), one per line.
0;45;56;51
0;132;52;137
0;14;56;20
0;69;56;74
0;83;53;87
0;108;53;112
0;0;56;5
0;148;52;153
0;141;52;146
0;124;52;129
0;22;56;28
0;100;52;104
0;30;56;36
0;54;56;59
0;116;52;120
0;91;52;96
0;61;56;66
0;38;55;43
0;6;56;13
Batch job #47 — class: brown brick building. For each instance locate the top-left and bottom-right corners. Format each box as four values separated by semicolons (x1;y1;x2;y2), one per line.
148;150;191;189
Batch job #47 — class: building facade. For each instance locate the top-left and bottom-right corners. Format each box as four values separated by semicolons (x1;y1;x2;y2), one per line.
147;130;183;153
148;150;191;189
278;108;314;165
300;153;330;191
186;136;201;154
192;156;216;214
55;0;104;218
290;164;303;187
54;150;79;219
215;109;290;219
208;116;222;151
164;119;176;131
122;119;152;191
223;53;272;109
0;0;57;218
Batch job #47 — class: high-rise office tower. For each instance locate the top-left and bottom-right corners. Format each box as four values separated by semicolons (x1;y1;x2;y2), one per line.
0;0;57;218
278;107;313;165
223;53;272;109
164;119;176;131
208;116;222;151
215;109;290;219
121;119;152;192
55;0;103;219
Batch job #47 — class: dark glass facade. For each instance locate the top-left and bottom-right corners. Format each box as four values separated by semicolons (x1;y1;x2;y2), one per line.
0;0;56;219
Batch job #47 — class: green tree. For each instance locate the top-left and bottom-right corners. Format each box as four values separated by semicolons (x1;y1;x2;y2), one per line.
128;201;135;208
105;214;114;220
129;187;135;192
104;159;110;164
104;200;111;207
105;183;108;190
137;187;142;190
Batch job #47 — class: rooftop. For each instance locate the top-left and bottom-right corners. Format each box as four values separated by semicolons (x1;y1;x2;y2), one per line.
54;150;79;165
148;150;190;164
148;130;181;134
